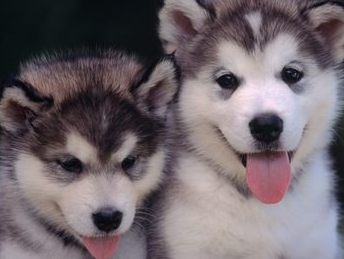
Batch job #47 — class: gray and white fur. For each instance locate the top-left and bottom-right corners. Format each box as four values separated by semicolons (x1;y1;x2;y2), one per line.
0;50;177;259
148;0;344;258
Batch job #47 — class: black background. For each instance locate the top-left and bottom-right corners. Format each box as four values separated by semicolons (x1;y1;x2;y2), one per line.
0;0;343;210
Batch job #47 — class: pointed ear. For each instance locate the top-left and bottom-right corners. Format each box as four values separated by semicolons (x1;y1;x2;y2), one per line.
159;0;216;54
0;79;53;133
304;1;344;62
131;58;178;120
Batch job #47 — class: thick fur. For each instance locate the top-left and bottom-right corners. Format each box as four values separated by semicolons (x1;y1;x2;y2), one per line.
0;51;177;259
149;1;344;258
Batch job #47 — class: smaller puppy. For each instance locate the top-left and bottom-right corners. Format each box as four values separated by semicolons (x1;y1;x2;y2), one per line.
0;51;177;259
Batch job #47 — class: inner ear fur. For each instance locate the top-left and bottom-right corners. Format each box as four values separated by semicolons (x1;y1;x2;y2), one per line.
131;57;178;120
305;1;344;62
159;0;215;54
0;79;53;133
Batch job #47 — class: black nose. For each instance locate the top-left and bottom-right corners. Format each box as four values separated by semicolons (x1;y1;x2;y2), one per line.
92;208;123;233
249;114;283;143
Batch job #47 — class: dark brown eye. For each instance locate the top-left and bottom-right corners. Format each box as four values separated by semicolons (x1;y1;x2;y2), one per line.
281;67;303;84
58;158;83;174
216;73;240;90
121;155;138;172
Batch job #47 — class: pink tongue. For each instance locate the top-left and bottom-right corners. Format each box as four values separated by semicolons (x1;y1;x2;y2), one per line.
82;236;120;259
246;152;291;204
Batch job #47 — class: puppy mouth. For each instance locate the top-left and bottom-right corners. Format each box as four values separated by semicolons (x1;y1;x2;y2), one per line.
238;150;294;205
62;212;122;259
215;126;295;204
81;235;121;259
239;151;294;168
214;126;295;167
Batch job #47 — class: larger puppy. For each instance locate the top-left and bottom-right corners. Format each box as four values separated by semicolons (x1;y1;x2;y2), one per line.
149;0;344;258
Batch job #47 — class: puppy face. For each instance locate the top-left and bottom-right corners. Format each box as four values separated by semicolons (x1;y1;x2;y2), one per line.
179;26;339;162
159;0;343;202
0;52;177;241
14;93;162;237
161;0;343;172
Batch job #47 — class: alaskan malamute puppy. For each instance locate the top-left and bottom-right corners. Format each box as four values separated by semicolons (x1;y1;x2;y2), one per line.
0;51;177;259
148;0;344;258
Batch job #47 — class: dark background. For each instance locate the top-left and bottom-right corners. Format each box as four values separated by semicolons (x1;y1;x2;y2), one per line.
0;0;343;211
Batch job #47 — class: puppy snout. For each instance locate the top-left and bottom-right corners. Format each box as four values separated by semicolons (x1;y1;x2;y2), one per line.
249;113;283;143
92;208;123;233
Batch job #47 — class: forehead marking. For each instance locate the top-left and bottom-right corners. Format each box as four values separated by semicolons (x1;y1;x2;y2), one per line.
245;11;262;38
218;33;299;78
263;33;299;69
66;132;97;163
113;133;138;161
218;41;255;75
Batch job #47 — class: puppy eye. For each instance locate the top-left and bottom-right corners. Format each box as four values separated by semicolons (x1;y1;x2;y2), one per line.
281;67;303;84
216;73;240;90
121;155;138;172
58;158;83;174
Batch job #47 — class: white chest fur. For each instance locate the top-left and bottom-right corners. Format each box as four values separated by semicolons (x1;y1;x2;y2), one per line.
162;153;340;259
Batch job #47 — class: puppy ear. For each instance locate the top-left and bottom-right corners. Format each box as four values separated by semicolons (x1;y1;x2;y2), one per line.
159;0;216;54
0;79;53;133
304;1;344;62
131;58;178;120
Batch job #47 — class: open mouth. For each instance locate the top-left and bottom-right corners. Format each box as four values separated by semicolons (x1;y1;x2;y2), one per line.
81;235;120;259
240;150;294;205
214;126;294;204
239;151;294;168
